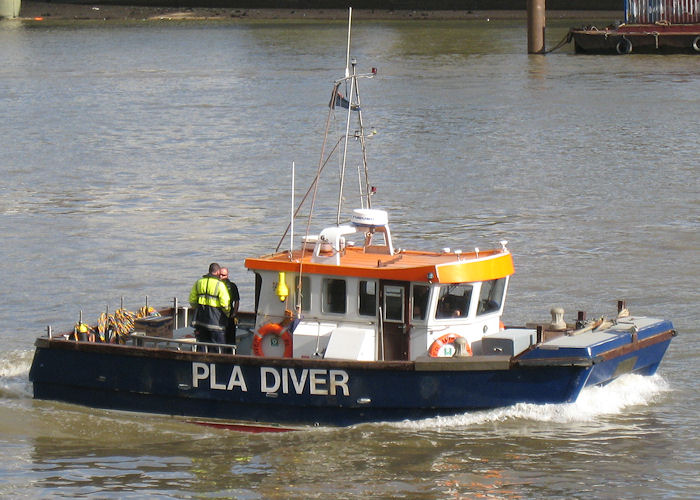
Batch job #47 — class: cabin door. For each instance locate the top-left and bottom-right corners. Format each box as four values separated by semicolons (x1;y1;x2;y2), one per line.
379;281;410;361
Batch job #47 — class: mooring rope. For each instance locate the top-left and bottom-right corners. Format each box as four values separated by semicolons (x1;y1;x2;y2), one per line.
545;31;574;54
75;306;159;344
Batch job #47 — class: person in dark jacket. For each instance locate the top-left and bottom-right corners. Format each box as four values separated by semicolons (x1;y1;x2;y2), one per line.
189;262;231;345
219;267;240;345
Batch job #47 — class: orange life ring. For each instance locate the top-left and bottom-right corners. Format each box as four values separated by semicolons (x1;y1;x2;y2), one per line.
253;323;293;358
429;333;472;358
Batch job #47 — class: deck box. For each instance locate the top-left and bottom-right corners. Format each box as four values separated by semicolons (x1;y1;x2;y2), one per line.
133;316;173;338
482;329;536;357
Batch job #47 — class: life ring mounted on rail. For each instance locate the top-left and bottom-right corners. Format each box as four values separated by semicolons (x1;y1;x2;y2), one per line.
429;333;472;358
253;323;293;358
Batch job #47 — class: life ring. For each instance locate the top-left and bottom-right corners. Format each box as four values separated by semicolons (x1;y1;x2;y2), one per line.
616;37;632;55
253;323;293;358
429;333;472;358
692;36;700;53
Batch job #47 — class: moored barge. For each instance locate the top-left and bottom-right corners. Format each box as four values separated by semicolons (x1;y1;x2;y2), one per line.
570;0;700;54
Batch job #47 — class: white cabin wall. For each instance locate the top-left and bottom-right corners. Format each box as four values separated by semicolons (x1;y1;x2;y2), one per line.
252;270;510;360
420;277;510;357
253;270;380;359
253;270;290;328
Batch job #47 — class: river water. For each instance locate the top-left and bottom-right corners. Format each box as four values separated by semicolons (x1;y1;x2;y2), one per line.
0;16;698;498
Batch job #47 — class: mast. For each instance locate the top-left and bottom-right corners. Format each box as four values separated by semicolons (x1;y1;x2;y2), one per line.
336;58;356;226
353;65;372;210
345;7;352;78
274;7;376;250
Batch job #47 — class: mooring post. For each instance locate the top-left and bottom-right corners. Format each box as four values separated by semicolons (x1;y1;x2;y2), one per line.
527;0;546;54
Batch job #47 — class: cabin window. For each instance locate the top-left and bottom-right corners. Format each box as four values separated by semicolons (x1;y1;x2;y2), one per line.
295;276;311;312
435;284;473;319
477;278;507;316
254;273;262;314
358;280;377;316
412;284;430;321
323;278;346;314
383;285;404;322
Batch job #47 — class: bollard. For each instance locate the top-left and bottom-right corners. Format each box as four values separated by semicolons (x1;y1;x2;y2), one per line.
550;307;566;330
527;0;546;54
576;310;587;329
453;337;470;357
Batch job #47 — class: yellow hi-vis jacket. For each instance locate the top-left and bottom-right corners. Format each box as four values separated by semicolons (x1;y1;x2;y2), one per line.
189;274;231;332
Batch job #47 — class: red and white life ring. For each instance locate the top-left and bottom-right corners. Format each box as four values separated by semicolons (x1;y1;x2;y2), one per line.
253;323;293;358
429;333;472;358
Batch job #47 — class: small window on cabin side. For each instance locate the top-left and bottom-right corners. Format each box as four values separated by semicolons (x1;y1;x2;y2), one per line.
435;284;473;319
383;285;404;322
476;278;507;316
412;284;430;321
359;280;377;316
323;278;346;314
254;273;262;313
295;276;311;312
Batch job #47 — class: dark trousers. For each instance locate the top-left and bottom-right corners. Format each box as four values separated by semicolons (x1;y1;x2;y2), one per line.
195;327;225;351
194;328;212;344
225;318;237;345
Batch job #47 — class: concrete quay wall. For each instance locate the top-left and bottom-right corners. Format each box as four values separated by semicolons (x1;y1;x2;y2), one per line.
48;0;623;12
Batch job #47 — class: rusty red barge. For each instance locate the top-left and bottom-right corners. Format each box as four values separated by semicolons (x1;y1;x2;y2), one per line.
570;0;700;54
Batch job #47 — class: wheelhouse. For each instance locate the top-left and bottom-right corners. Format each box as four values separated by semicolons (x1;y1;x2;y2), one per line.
245;209;514;361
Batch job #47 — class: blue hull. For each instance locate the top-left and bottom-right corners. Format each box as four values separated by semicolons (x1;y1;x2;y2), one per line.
29;318;674;426
585;334;672;385
30;345;588;426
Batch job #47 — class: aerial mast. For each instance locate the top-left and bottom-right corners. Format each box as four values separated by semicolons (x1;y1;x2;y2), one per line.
337;8;355;226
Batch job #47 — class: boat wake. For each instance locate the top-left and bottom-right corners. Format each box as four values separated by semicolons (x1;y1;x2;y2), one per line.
0;349;34;399
392;373;671;430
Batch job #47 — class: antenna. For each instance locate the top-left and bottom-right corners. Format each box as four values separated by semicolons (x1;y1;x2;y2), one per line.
345;7;352;78
290;161;295;258
337;8;355;225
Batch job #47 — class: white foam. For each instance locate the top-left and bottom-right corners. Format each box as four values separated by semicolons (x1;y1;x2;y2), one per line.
0;349;34;399
392;373;670;430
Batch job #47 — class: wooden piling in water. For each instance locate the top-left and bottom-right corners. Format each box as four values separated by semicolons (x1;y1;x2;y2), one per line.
527;0;546;54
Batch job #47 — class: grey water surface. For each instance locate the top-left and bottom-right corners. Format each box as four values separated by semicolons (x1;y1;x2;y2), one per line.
0;17;698;498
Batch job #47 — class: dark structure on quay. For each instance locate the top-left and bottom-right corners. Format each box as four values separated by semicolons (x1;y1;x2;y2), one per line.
54;0;624;11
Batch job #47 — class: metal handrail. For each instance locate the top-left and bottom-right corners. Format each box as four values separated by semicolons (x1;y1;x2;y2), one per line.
130;334;236;354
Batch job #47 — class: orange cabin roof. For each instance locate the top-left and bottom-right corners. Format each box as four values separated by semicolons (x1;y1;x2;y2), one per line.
245;246;514;284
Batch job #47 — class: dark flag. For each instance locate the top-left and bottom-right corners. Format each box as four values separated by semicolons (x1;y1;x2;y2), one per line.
330;91;360;111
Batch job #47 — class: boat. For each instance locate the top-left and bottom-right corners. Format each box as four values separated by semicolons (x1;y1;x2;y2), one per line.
29;10;676;428
569;0;700;54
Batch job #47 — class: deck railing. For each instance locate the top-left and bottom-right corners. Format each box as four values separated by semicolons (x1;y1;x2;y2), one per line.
130;333;237;354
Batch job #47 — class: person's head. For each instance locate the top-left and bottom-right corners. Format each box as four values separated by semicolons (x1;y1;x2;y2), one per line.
219;267;229;280
208;262;221;276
